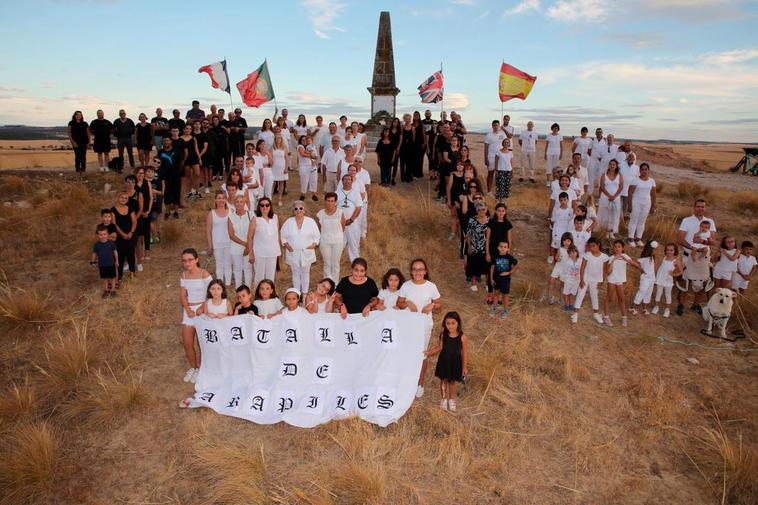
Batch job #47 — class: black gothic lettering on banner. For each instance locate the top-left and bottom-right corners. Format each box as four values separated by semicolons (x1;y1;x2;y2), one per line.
306;396;319;409
318;327;331;342
336;396;347;411
200;392;215;403
345;331;357;346
256;328;271;344
278;397;294;413
316;364;330;379
230;326;244;341
227;396;240;408
357;394;369;410
381;327;393;343
204;329;218;343
250;395;264;411
282;362;298;376
377;394;394;409
285;328;297;343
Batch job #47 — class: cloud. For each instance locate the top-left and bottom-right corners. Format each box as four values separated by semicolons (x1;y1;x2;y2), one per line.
512;105;642;123
0;84;25;93
546;0;609;22
607;31;665;49
700;48;758;65
634;0;745;21
445;92;470;110
300;0;346;39
504;0;540;16
692;117;758;125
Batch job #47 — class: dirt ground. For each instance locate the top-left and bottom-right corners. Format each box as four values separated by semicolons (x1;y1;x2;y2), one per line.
0;135;756;504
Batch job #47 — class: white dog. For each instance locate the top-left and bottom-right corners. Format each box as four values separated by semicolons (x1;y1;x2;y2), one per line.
702;288;736;339
676;254;714;293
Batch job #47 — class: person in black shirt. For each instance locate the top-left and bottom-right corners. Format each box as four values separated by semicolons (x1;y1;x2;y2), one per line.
136;113;153;168
158;137;181;218
210;114;229;177
67;110;90;176
389;117;401;185
375;127;396;186
421;110;436;178
150;107;169;150
412;112;426;179
113;109;136;171
89;109;113;172
167;109;186;135
399;114;416;183
435;124;453;200
229;108;248;159
335;258;379;317
186;100;206;121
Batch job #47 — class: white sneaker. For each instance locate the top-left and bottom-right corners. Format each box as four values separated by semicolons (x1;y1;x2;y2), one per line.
663;308;670;318
190;369;199;383
447;233;456;241
637;240;645;248
123;263;130;272
183;368;196;382
99;166;105;172
104;167;110;172
651;305;660;315
470;284;478;292
448;399;457;412
415;385;424;398
547;255;554;265
204;187;210;194
137;264;144;272
604;315;613;327
593;313;604;325
440;399;448;410
571;313;578;323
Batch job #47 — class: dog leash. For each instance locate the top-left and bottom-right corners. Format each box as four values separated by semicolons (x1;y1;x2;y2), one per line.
655;335;758;352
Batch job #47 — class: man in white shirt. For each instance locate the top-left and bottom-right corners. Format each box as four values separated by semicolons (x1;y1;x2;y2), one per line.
352;156;371;239
320;136;344;193
502;115;515;142
484;120;507;188
572;127;591;163
569;152;589;198
336;115;349;140
518;121;538;183
588;128;607;195
676;199;717;315
336;174;363;261
544;122;563;187
273;108;294;130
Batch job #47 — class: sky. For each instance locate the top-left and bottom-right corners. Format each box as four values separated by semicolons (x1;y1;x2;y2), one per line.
1;0;757;142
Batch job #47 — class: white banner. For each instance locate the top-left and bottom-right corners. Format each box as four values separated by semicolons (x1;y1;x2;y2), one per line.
187;310;426;428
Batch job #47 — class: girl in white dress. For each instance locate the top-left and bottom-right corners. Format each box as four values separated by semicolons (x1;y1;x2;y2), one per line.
178;248;212;384
651;243;684;318
630;240;657;315
293;115;309;140
305;278;336;314
603;239;640;327
205;190;232;285
247;197;281;284
253;279;284;318
352;121;368;159
256;118;275;149
712;236;740;289
377;267;406;311
271;133;289;206
598;159;624;239
296;135;319;201
198;279;233;318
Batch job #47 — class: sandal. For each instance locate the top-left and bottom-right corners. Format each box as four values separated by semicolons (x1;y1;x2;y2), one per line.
178;397;192;409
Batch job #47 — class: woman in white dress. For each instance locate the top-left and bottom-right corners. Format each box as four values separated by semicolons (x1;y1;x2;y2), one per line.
297;135;319;201
352;121;368;159
253;139;271;203
280;200;321;294
227;193;253;289
205;190;232;285
257;118;275;149
598;159;624;239
293;114;309;140
247;197;281;284
316;192;346;281
275;117;295;173
271;133;289;206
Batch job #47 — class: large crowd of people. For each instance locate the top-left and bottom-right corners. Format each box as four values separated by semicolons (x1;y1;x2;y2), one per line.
82;102;756;412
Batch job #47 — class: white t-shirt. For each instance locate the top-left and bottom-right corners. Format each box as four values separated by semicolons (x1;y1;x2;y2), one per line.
398;280;441;322
336;186;363;218
582;252;609;283
630;177;656;203
551;206;574;238
519;129;538;153
714;248;739;273
495;150;513;172
254;297;284;316
378;288;402;310
503;124;514;139
737;254;757;276
607;254;632;284
546;133;563;155
679;215;717;252
571;229;590;253
485;130;507;162
590;137;607;159
354;169;371;202
257;130;275;149
321;147;345;174
573;137;591;157
316;208;344;245
620;163;639;197
551;183;579;204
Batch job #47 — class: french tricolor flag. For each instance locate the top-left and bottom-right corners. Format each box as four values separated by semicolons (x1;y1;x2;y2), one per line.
198;60;231;94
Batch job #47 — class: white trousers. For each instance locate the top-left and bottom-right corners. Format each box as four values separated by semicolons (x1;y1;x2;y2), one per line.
299;166;318;194
655;285;672;305
628;200;651;239
263;169;274;199
290;264;312;294
588;157;603;194
320;241;344;282
360;201;368;237
633;276;655;305
324;172;337;193
519;151;535;178
546;154;560;177
230;253;252;289
254;256;277;284
575;281;600;311
213;246;232;284
598;198;621;233
344;223;361;262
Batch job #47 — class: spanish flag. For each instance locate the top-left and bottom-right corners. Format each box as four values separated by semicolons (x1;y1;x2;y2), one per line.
498;63;536;102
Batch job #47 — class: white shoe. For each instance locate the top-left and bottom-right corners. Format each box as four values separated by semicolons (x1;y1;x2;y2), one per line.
593;313;604;325
470;284;478;292
204;187;210;194
123;263;130;272
104;167;110;172
448;399;457;412
183;368;196;382
190;369;199;384
604;315;613;327
571;313;578;323
547;255;554;265
447;233;456;241
663;308;670;318
636;240;645;248
415;385;424;398
137;264;144;272
99;166;105;172
440;399;448;410
651;305;660;315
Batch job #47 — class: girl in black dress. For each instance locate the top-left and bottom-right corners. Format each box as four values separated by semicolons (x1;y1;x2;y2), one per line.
134;167;152;265
389;117;401;185
399;114;416;183
181;124;199;199
412;111;426;179
427;311;468;412
136;113;152;168
375;127;395;186
112;191;137;281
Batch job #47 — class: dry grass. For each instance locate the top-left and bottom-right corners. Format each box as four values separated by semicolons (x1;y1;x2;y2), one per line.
0;423;59;505
675;180;711;202
327;462;386;505
0;274;56;333
0;380;37;426
193;441;269;504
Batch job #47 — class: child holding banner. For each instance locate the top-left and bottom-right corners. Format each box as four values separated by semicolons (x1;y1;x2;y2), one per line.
426;311;468;412
179;248;213;384
197;279;233;318
254;279;284;318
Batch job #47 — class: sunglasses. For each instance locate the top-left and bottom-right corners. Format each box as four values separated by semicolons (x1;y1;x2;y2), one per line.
294;207;304;211
259;203;270;208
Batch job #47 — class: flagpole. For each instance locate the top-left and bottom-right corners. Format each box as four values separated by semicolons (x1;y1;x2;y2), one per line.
500;59;504;119
440;61;444;118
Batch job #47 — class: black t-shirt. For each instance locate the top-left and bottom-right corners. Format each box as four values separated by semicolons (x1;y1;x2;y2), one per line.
211;125;228;148
168;118;186;133
93;240;117;267
136;123;152;144
336;276;379;314
230;117;248;142
487;218;513;254
193;131;208;154
89;118;113;141
158;148;180;180
436;136;451;166
68;120;89;144
375;140;395;166
96;223;118;237
173;138;187;164
421;118;434;135
149;172;163;202
111;206;134;237
151;116;170;137
235;303;259;315
113;118;136;138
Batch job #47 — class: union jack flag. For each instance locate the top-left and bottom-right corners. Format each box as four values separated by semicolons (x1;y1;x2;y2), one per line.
417;70;444;104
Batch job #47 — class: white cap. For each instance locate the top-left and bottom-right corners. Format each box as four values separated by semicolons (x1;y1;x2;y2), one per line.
285;287;301;297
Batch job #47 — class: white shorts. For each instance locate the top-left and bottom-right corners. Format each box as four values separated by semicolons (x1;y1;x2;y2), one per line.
732;275;749;291
550;261;563;279
181;303;203;327
712;267;734;281
423;317;434;350
562;280;579;296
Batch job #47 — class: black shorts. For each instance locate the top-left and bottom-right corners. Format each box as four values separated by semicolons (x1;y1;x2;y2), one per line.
99;265;117;279
495;276;511;294
137;141;152;151
93;139;111;153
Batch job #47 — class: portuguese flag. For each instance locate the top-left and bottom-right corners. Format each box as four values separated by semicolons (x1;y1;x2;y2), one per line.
498;62;536;102
236;60;275;108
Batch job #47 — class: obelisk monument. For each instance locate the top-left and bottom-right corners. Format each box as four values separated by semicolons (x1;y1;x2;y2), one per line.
367;11;399;120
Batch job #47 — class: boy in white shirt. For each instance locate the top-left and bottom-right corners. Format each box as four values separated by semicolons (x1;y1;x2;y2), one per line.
518;121;538;183
570;216;591;253
574;237;608;324
572;127;591;163
543;122;563;187
732;241;757;293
